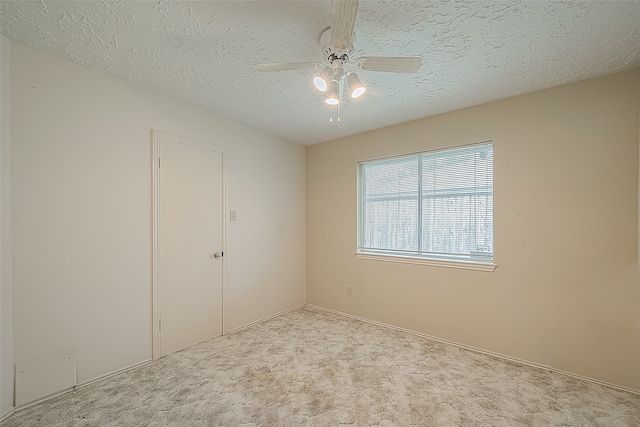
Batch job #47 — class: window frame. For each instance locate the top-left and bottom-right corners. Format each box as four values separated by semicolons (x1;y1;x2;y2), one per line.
356;142;497;272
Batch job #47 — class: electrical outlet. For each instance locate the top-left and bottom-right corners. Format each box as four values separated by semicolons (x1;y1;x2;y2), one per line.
346;286;352;296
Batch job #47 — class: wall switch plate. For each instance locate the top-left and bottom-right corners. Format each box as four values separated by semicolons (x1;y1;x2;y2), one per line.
346;286;352;296
230;210;237;222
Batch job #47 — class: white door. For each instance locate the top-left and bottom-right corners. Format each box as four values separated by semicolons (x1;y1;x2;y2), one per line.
153;131;224;358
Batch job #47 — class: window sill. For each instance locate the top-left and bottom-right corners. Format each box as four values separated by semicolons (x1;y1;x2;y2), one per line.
355;252;497;272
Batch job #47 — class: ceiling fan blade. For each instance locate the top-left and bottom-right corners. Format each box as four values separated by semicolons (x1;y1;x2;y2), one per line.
330;0;359;50
255;62;320;72
355;56;423;73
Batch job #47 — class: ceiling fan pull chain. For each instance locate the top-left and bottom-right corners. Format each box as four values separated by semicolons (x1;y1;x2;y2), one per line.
330;104;341;123
329;104;340;123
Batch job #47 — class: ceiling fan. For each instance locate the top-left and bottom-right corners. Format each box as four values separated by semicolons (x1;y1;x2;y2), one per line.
255;0;422;109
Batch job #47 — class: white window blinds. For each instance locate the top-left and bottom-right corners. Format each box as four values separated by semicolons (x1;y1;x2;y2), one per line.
359;143;493;263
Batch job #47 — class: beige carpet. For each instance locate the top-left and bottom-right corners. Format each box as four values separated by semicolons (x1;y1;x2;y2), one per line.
2;307;639;426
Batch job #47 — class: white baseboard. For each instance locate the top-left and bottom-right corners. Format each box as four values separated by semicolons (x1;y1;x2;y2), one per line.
10;304;306;414
13;359;153;412
305;304;640;396
7;302;636;423
227;304;305;335
76;359;153;390
0;408;14;423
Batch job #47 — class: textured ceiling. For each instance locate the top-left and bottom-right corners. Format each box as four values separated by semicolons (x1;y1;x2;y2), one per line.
1;1;639;145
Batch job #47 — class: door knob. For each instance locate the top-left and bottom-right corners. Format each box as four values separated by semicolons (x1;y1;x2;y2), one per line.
213;252;223;259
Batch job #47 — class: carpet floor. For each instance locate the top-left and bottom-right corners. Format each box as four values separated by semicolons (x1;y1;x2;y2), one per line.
2;307;639;426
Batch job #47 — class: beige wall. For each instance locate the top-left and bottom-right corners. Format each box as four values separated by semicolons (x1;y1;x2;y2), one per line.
10;43;305;388
307;69;640;391
0;35;14;417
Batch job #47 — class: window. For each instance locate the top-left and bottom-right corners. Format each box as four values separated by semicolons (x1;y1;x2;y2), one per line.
357;142;494;271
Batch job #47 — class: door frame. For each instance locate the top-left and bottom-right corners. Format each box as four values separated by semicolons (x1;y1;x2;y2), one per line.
151;130;227;360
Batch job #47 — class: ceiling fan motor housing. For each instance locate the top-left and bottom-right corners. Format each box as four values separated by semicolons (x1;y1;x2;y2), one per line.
320;27;354;66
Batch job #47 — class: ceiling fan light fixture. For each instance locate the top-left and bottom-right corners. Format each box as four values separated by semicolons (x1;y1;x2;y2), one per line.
325;80;340;105
313;66;334;92
347;72;365;98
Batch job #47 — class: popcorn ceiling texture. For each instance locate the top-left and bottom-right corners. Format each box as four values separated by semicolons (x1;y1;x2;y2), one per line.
1;307;639;426
1;0;639;144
